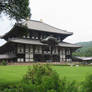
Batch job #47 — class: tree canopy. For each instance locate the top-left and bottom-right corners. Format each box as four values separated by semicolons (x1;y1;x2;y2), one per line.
0;0;31;21
73;41;92;57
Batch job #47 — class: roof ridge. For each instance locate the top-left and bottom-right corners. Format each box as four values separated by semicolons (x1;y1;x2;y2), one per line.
22;20;42;24
24;20;73;34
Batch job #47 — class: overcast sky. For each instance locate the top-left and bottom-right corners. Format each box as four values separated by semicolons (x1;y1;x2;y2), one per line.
0;0;92;45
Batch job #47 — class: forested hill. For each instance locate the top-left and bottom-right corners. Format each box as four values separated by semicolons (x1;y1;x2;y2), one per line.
73;41;92;56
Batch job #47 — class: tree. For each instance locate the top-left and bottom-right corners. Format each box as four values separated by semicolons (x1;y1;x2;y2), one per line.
0;0;31;21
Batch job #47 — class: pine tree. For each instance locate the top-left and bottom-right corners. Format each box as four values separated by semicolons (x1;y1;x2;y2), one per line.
0;0;31;21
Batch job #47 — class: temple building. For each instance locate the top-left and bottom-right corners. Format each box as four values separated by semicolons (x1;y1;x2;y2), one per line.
0;20;80;62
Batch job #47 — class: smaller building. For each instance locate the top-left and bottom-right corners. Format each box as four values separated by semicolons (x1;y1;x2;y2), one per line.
73;56;92;64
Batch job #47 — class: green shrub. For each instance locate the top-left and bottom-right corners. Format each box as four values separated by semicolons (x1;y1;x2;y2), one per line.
1;60;7;66
47;89;56;92
81;74;92;92
22;64;78;92
58;78;78;92
22;64;60;92
3;88;17;92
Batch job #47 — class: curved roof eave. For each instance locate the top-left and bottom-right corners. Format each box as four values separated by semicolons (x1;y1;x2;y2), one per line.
1;20;73;39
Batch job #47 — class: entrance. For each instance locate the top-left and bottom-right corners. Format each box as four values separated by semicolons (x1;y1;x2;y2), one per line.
34;54;60;62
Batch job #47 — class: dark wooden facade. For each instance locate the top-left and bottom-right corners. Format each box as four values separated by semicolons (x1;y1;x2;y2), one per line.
0;20;80;62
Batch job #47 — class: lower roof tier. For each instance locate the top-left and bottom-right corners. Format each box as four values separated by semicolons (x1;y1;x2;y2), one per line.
0;54;16;59
9;38;81;48
0;38;81;53
0;38;81;48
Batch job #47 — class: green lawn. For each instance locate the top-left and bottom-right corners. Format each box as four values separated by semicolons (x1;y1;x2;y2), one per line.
0;65;92;85
53;66;92;82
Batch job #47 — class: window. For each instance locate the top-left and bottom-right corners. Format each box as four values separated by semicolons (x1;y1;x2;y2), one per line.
25;45;33;62
27;33;30;38
23;35;26;38
25;54;29;58
17;45;24;53
36;36;38;39
25;59;29;62
17;58;24;62
32;36;35;39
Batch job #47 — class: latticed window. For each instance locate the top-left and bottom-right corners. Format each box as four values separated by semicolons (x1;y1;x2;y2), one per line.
17;44;24;53
25;45;33;62
27;33;30;38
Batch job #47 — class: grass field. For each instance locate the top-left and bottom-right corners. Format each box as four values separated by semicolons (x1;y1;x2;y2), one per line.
0;65;92;85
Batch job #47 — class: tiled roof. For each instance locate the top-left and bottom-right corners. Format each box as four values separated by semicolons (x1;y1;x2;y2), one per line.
59;42;81;48
9;38;80;48
74;57;92;61
21;20;73;35
0;54;16;59
1;20;73;39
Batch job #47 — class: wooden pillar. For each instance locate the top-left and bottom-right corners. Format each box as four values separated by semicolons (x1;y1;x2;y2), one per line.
60;48;63;62
15;43;17;62
30;45;34;62
67;48;71;62
58;47;60;62
50;46;52;62
63;48;65;62
42;46;44;61
24;44;25;62
16;43;18;62
65;49;67;62
70;49;72;62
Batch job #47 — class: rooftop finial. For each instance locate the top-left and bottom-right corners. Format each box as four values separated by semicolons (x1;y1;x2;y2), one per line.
40;19;43;22
26;17;30;21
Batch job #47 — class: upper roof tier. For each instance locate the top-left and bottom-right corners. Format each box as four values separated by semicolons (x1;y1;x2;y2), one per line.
22;20;73;35
1;20;73;39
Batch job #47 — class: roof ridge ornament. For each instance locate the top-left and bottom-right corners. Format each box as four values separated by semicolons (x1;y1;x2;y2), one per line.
41;36;60;46
40;19;43;22
26;17;30;21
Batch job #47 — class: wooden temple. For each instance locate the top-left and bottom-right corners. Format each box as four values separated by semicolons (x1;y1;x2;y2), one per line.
0;20;80;62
